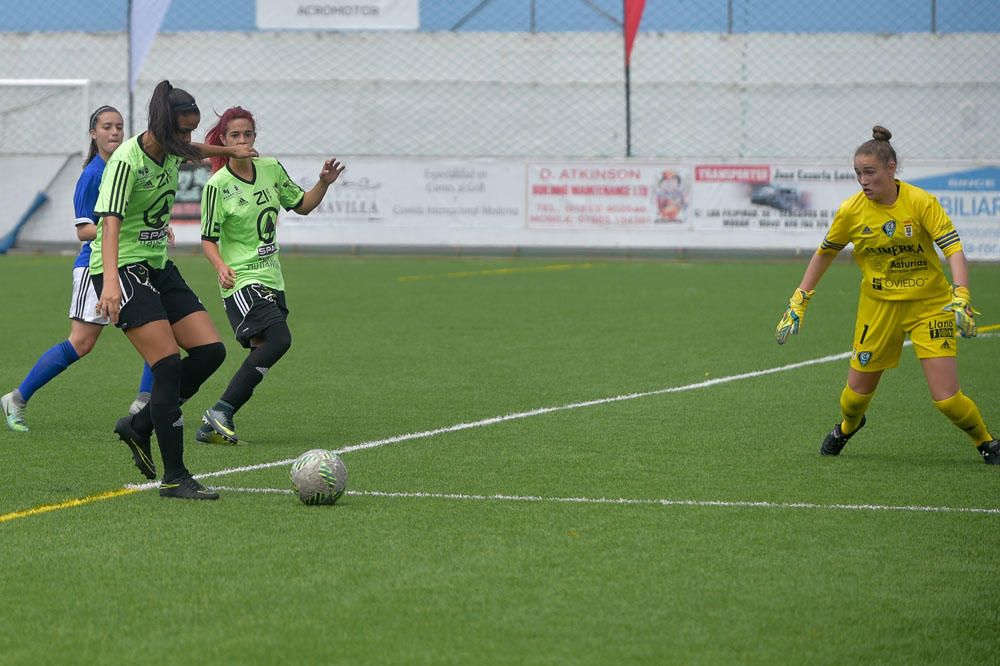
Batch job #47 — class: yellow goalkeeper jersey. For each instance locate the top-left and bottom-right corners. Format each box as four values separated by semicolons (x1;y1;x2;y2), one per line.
818;180;962;301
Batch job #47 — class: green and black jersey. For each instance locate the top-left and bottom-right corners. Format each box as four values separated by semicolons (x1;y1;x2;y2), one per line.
90;133;183;273
200;157;305;298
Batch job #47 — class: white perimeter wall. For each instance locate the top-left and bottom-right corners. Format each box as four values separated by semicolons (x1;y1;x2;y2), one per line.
2;30;998;256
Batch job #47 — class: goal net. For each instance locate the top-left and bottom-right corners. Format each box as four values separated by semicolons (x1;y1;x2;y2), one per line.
0;79;91;155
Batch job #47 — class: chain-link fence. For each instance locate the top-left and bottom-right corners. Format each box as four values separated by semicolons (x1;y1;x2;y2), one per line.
1;1;998;159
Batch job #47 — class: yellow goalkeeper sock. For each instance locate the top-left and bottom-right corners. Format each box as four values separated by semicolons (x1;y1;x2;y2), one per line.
933;391;993;445
839;384;874;435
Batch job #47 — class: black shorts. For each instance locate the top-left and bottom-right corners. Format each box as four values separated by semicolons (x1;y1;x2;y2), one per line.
92;260;206;331
223;284;289;348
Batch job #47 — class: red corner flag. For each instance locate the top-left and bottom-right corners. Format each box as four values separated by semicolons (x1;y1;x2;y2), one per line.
623;0;647;65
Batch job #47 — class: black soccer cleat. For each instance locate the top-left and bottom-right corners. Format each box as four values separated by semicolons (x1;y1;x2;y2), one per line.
159;475;220;500
114;415;156;480
201;408;238;445
820;415;867;456
977;439;1000;465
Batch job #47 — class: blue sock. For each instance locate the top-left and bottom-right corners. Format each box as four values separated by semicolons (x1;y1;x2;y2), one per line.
18;340;80;402
138;363;154;393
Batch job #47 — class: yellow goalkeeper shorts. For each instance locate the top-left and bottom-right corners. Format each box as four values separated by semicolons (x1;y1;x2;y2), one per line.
849;291;956;372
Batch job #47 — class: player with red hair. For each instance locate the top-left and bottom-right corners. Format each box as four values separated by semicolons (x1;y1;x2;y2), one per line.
196;107;345;445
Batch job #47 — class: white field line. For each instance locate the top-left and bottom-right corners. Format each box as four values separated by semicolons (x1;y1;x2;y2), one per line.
11;332;994;523
120;348;858;492
140;333;1000;490
205;486;1000;515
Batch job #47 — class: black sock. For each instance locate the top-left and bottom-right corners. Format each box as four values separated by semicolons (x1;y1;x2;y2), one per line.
149;354;187;481
220;322;291;413
180;342;226;401
133;342;226;436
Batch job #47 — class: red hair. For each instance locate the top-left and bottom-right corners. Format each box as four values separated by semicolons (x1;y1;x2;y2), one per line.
204;106;256;172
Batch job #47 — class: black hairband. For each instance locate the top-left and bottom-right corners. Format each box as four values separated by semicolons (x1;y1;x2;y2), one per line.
89;105;118;129
170;101;200;114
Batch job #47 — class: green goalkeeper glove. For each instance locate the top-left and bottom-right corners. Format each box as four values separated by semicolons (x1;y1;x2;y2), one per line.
775;288;815;345
943;285;980;338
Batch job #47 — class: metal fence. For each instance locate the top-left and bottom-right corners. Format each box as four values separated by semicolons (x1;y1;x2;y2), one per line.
0;1;998;160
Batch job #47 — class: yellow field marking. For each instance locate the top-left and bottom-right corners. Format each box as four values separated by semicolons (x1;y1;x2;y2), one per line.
0;487;139;524
398;262;595;282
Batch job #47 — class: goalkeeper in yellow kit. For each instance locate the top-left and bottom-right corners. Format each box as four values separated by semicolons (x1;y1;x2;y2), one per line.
775;125;998;464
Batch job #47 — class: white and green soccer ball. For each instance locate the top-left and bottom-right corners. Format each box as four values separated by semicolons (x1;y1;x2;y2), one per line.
290;449;348;505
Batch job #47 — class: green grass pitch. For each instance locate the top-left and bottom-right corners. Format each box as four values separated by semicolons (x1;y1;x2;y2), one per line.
1;252;999;664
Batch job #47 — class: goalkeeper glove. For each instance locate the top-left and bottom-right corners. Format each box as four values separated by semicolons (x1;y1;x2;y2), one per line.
775;288;815;345
943;285;980;338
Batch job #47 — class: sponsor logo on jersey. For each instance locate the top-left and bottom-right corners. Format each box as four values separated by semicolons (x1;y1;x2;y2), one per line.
861;226;874;235
888;258;927;272
864;243;926;257
257;243;278;258
941;341;952;350
222;185;242;201
882;220;896;237
143;191;174;229
874;276;927;289
138;228;169;242
904;223;913;237
238;197;250;206
257;208;278;245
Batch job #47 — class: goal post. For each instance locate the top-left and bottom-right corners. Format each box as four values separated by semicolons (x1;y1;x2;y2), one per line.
0;78;91;155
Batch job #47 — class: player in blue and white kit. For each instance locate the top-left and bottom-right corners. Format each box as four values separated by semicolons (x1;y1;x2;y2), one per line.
2;106;152;432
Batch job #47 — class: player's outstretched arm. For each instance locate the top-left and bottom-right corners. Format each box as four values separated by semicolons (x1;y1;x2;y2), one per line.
191;142;258;161
295;158;346;215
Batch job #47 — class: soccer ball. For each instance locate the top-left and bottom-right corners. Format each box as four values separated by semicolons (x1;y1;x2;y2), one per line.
290;449;348;505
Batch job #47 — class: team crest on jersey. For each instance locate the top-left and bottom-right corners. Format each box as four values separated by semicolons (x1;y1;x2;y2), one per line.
881;220;896;237
857;351;872;367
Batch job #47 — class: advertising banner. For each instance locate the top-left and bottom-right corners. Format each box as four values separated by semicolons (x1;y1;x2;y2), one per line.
906;165;1000;262
172;162;211;223
527;162;693;228
256;0;419;31
162;156;999;260
689;163;859;235
273;157;524;247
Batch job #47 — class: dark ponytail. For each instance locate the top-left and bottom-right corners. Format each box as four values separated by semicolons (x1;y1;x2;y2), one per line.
147;80;202;161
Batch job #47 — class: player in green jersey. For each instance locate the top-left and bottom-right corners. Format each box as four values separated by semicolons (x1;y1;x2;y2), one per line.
775;126;998;464
91;82;256;499
194;106;345;445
